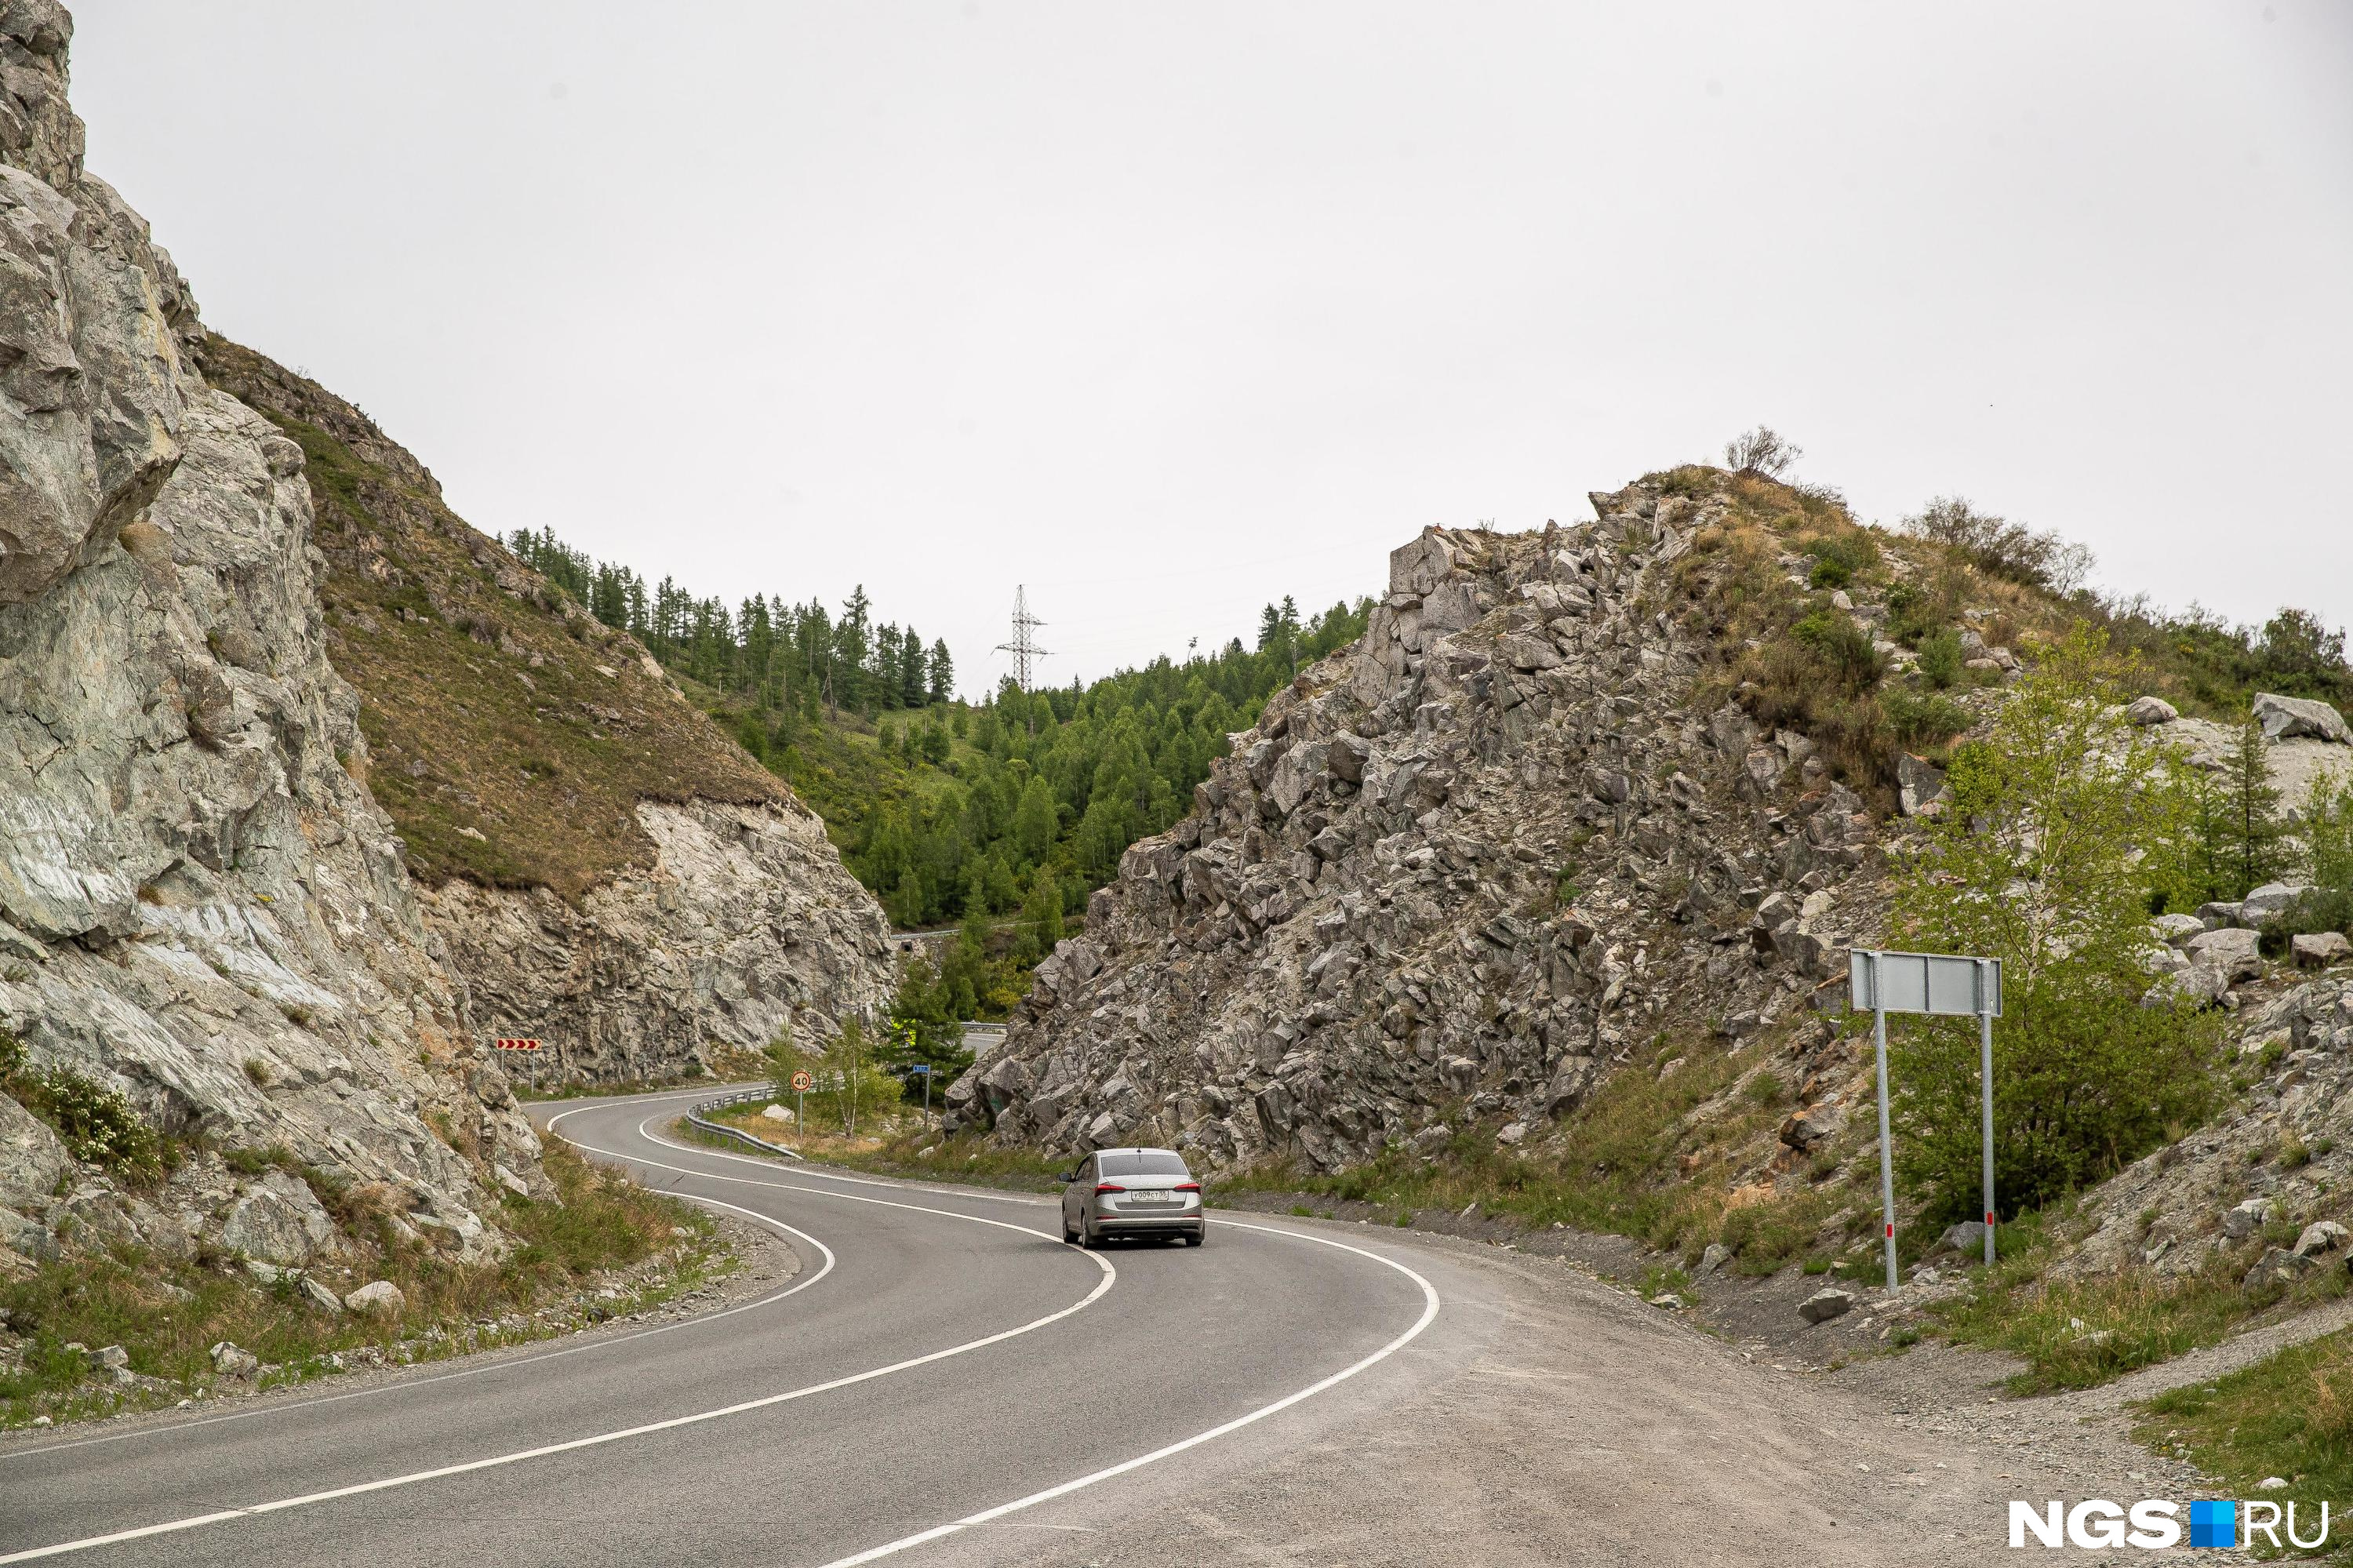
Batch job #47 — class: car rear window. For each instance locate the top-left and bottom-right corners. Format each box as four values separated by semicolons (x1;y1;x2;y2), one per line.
1100;1151;1190;1178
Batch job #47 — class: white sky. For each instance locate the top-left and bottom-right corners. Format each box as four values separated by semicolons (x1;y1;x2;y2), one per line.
68;2;2353;695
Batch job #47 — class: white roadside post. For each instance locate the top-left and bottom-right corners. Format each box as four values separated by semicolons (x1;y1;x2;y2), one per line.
1977;957;1998;1268
1850;949;2004;1292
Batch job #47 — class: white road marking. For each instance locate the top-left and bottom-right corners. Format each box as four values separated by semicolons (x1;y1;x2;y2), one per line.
811;1219;1444;1568
0;1088;795;1464
0;1116;1118;1565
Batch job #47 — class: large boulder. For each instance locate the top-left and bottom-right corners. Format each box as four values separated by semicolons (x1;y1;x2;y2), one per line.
2187;926;2263;981
2242;883;2311;924
2293;933;2352;970
1897;754;1947;817
2254;693;2351;746
1799;1287;1855;1324
2125;696;2179;726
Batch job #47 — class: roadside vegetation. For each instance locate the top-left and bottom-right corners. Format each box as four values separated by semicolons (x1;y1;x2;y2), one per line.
1930;1213;2349;1395
2137;1330;2353;1552
0;1138;720;1430
685;1101;1065;1191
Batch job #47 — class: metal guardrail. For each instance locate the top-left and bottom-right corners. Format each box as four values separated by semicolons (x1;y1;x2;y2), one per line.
684;1088;804;1161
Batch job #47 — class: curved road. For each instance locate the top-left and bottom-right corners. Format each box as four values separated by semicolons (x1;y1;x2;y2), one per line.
0;1087;1486;1567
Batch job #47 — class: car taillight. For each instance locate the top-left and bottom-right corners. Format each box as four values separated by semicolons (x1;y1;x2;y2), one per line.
1174;1182;1201;1191
1094;1183;1126;1195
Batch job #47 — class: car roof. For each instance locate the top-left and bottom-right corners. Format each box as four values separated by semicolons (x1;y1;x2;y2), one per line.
1099;1147;1184;1159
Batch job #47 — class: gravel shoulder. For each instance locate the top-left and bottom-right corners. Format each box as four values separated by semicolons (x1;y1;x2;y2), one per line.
1164;1196;2283;1565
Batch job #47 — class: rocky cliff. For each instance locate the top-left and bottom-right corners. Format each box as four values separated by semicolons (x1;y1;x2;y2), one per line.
0;0;535;1273
198;340;894;1081
948;475;1898;1170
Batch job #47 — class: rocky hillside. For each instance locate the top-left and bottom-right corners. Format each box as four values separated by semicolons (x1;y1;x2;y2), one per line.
946;468;2353;1225
198;340;894;1081
0;1;535;1274
947;475;1890;1168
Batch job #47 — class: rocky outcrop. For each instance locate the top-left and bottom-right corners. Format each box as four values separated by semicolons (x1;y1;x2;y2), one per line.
0;1;533;1272
421;800;893;1079
948;480;1886;1170
198;340;896;1083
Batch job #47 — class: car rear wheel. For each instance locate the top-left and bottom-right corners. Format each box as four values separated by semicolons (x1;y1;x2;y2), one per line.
1183;1228;1204;1248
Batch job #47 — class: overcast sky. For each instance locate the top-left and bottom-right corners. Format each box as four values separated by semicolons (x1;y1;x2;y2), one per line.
69;2;2353;695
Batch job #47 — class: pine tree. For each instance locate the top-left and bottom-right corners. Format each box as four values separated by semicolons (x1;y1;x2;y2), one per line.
2202;711;2290;898
928;639;955;705
900;627;928;709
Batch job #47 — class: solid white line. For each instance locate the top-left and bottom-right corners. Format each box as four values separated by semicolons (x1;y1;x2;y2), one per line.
809;1218;1443;1568
0;1088;792;1464
0;1116;1116;1565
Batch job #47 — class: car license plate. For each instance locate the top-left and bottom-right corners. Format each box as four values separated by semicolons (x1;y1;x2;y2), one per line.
1126;1191;1174;1205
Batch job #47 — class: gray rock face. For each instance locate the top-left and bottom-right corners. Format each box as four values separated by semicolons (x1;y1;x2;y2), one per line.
2253;693;2351;746
0;5;531;1268
1897;754;1946;817
420;800;893;1079
221;1171;337;1268
947;480;1888;1173
2151;914;2206;948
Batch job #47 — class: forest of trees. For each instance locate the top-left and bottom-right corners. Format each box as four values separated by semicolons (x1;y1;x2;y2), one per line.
507;527;955;718
507;526;1372;960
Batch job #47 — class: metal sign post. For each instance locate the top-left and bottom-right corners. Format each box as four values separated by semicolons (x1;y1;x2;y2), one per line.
493;1038;543;1093
1849;950;2004;1291
791;1070;813;1153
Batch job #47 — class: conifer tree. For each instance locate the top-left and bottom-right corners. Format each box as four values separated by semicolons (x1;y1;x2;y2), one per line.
2198;711;2290;898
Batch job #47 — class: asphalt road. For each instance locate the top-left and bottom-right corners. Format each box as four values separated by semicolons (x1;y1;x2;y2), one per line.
0;1087;1474;1568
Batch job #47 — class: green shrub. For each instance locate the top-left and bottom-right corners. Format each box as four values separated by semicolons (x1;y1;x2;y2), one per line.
1882;686;1970;747
1890;630;2223;1220
1791;609;1880;685
1916;628;1964;689
1802;532;1879;588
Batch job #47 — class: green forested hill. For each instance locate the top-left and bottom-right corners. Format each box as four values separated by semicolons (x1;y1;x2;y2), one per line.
504;528;1371;938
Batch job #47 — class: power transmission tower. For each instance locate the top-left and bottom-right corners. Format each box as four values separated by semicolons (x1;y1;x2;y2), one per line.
995;584;1050;694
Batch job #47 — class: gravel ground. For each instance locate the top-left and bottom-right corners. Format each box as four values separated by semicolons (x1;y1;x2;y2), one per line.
1200;1192;2344;1563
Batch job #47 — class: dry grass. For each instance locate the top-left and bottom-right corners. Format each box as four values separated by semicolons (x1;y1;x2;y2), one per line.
202;335;783;897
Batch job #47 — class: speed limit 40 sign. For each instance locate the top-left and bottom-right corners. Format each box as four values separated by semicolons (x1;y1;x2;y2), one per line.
791;1071;813;1093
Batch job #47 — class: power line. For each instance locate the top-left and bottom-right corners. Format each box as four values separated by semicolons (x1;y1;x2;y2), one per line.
994;584;1051;693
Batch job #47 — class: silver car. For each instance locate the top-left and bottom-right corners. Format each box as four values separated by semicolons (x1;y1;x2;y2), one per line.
1059;1147;1205;1247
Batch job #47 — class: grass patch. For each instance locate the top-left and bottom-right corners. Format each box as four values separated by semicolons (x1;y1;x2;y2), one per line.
686;1109;1068;1192
2137;1329;2353;1552
1932;1221;2348;1393
0;1140;718;1429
